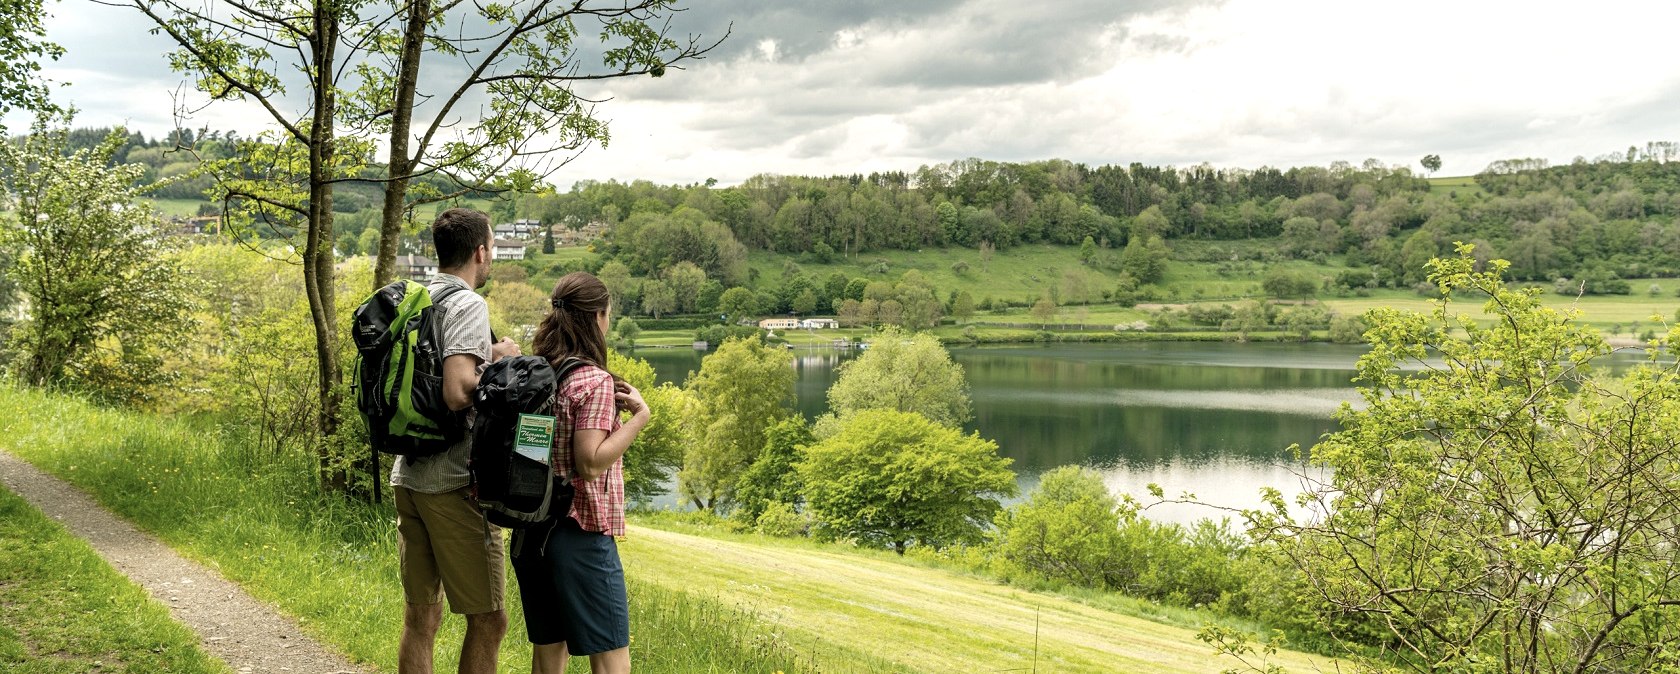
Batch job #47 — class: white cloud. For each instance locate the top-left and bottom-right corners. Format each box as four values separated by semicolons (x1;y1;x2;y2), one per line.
17;0;1680;188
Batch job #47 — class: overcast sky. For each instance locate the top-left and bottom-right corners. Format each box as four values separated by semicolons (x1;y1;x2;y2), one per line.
17;0;1680;188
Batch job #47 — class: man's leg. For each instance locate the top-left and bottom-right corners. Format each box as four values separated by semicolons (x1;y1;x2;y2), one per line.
396;487;445;674
531;642;569;674
459;609;508;674
587;647;629;674
399;601;443;674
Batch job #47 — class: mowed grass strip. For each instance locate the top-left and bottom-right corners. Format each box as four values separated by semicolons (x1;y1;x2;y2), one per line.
0;388;889;673
0;485;228;674
620;525;1339;674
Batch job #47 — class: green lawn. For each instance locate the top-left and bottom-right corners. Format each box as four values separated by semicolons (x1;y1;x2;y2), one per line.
750;241;1344;307
619;519;1339;674
0;388;881;674
1426;175;1486;198
0;485;228;674
143;197;207;218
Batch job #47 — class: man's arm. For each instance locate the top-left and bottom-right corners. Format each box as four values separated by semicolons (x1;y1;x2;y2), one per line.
442;353;483;412
441;339;522;411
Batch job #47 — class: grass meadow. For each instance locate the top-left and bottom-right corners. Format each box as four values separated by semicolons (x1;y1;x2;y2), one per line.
0;388;882;674
0;485;227;674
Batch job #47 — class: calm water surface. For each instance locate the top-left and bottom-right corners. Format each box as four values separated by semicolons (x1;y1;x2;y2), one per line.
631;342;1649;525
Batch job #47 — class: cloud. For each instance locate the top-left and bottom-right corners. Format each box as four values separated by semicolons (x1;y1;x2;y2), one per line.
14;0;1680;189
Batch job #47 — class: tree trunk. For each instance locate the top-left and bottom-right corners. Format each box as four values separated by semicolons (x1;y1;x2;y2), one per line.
371;0;430;291
307;3;346;491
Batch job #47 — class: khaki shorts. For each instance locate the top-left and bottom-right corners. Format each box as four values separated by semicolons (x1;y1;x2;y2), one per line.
395;486;504;615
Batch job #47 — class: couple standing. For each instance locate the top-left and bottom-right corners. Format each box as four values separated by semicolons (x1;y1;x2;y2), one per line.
391;208;650;674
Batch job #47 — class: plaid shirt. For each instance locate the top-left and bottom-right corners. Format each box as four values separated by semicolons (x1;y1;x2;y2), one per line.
551;364;626;536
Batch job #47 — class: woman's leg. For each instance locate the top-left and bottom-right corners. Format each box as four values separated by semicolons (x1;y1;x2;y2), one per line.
532;642;569;674
587;647;629;674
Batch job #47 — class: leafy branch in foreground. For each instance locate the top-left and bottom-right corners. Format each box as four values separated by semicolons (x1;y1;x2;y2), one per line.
1234;243;1680;672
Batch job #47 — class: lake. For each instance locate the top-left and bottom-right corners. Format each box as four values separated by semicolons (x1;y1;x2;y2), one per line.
631;341;1651;525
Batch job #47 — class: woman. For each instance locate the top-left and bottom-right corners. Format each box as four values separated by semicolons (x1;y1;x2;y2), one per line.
512;271;649;674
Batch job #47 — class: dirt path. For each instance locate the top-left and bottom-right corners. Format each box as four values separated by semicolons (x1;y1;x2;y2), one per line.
0;450;365;674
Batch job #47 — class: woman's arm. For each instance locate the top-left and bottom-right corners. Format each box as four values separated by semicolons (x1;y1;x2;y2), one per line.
572;380;650;481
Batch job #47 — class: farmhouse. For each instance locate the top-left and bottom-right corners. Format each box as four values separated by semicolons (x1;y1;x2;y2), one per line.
395;255;437;280
492;238;527;260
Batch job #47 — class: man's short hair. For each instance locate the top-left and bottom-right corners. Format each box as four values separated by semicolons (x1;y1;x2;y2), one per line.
432;208;491;269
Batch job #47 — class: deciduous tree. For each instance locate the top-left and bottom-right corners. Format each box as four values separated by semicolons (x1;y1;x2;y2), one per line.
799;409;1015;554
1247;246;1680;672
827;327;970;427
678;337;795;511
0;121;194;404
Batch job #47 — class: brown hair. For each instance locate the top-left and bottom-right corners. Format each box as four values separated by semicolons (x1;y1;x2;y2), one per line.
532;271;613;375
432;208;491;269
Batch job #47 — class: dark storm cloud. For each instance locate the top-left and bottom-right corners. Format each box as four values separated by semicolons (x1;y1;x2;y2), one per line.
624;0;1196;100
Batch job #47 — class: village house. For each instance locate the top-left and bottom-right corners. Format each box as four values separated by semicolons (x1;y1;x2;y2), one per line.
395;255;437;280
800;318;839;329
549;220;609;247
492;238;527;260
493;219;544;240
758;318;801;330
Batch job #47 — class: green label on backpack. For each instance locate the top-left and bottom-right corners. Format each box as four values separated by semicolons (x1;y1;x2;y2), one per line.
514;414;556;464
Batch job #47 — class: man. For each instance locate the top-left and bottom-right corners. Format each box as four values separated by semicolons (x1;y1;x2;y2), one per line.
392;207;521;674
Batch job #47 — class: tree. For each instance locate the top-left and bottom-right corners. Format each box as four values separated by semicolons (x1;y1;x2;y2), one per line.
0;121;194;403
1261;269;1317;299
876;299;905;327
366;1;724;289
641;280;675;318
1246;246;1680;672
1030;294;1059;327
827;327;971;427
123;0;367;488
1079;235;1097;264
664;261;708;313
951;291;976;322
0;0;62;128
1419;153;1442;177
993;466;1127;589
486;281;550;339
791;289;819;315
597;260;633;310
836;298;862;327
936;201;961;245
733;417;812;524
614;317;641;349
678;337;795;511
1119;234;1168;284
798;409;1015;554
608;351;692;505
717;286;757;323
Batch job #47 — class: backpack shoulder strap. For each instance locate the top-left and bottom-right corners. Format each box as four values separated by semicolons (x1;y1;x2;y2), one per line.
429;282;468;309
552;357;590;385
425;282;472;360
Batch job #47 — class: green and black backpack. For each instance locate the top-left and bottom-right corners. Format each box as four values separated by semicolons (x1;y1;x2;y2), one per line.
351;279;469;500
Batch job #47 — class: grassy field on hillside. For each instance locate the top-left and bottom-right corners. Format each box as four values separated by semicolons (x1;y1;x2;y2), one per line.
0;485;228;674
750;240;1340;306
0;385;1340;673
144;197;207;218
619;521;1338;674
1426;175;1485;198
0;388;884;674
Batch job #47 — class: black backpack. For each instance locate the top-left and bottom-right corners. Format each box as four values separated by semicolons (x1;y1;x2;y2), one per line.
471;355;587;528
350;279;470;501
